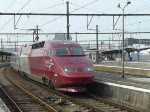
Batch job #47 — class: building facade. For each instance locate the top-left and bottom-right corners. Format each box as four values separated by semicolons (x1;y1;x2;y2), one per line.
125;38;150;46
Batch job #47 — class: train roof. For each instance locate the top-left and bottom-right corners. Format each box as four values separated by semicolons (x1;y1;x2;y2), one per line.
22;40;81;49
48;40;80;46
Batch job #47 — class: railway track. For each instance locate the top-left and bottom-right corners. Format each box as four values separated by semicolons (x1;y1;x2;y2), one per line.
68;93;143;112
3;66;143;112
2;67;60;112
0;86;22;112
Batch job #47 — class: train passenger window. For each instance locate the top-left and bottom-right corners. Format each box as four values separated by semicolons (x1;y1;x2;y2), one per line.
71;47;85;55
55;48;69;56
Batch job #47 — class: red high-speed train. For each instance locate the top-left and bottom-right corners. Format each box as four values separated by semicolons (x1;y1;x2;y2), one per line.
10;40;94;92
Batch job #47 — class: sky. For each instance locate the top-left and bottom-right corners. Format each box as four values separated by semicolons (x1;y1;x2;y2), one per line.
0;0;150;47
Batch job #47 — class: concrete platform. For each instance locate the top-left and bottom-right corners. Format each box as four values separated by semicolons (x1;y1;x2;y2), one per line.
94;61;150;77
0;67;11;112
0;98;10;112
89;70;150;111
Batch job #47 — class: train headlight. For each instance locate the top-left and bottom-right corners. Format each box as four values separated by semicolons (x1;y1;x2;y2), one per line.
64;68;77;72
84;68;94;72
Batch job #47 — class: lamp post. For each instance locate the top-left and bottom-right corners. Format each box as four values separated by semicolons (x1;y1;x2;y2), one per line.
138;22;141;61
118;0;131;78
108;37;110;49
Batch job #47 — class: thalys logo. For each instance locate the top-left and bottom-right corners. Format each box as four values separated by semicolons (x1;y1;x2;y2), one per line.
49;59;54;68
45;59;54;68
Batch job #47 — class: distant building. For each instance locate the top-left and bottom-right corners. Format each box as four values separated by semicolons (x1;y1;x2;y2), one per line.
125;38;150;46
2;48;16;53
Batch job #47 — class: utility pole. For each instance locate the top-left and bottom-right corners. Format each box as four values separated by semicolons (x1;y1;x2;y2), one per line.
1;38;2;51
101;41;103;61
15;42;16;52
29;25;41;42
122;8;125;78
35;25;39;41
33;31;35;42
109;37;110;49
66;1;70;40
96;25;99;63
37;25;39;39
75;32;77;42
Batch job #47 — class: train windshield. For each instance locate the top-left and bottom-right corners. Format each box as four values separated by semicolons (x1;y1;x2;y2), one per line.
55;48;69;56
71;47;85;56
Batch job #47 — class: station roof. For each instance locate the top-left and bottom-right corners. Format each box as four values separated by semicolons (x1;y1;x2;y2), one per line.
0;51;11;56
102;47;150;54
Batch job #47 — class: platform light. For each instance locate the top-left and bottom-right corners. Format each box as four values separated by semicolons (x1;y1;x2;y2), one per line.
118;0;131;78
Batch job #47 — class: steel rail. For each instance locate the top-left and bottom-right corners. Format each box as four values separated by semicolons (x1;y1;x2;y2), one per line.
3;67;59;112
0;86;22;112
20;73;106;112
88;93;142;112
6;66;142;112
31;80;107;112
13;68;106;112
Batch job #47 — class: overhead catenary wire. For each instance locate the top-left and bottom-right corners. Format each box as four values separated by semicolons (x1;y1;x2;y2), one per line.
17;0;32;13
70;1;101;13
130;3;150;13
34;1;150;39
70;0;98;13
77;2;150;35
18;0;65;41
38;0;66;27
2;1;150;41
101;19;150;33
0;0;32;30
32;0;64;13
39;0;99;28
4;0;16;13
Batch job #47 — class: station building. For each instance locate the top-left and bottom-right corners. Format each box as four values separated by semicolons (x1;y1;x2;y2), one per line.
81;37;150;62
125;38;150;46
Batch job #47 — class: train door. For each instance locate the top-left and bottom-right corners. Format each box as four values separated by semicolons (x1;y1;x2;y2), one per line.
43;48;56;89
43;49;54;80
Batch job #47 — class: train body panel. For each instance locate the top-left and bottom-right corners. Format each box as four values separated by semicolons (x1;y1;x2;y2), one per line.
10;52;20;71
11;40;94;92
50;56;94;87
29;48;45;77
